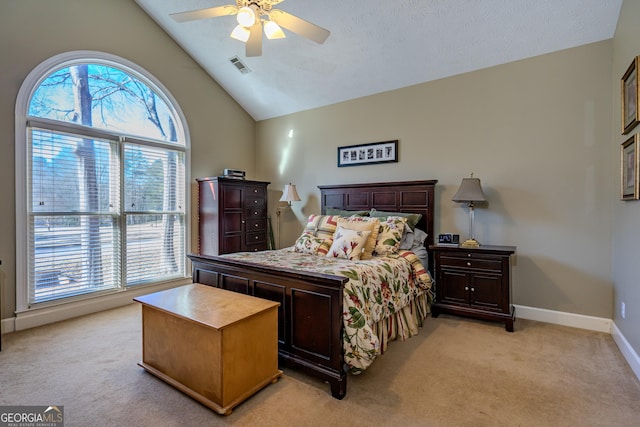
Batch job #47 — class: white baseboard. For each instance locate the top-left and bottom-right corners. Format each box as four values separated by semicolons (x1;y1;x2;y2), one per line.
1;317;12;335
611;322;640;381
2;279;190;333
514;304;640;383
514;304;612;333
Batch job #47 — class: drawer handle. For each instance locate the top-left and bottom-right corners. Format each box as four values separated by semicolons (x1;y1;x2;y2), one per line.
254;189;258;193
468;253;471;257
467;262;471;266
254;223;259;228
254;200;258;204
254;211;258;215
255;235;259;240
465;286;469;291
471;287;475;292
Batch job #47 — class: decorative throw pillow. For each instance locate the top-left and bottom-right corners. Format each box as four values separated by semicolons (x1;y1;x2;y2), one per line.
374;216;408;256
304;214;339;240
316;238;333;256
326;226;371;260
369;209;422;230
335;216;380;260
294;232;330;255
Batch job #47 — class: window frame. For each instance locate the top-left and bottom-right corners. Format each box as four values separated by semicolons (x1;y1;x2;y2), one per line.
15;51;191;312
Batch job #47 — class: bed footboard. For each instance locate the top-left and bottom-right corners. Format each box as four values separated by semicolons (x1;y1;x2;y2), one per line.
187;253;349;399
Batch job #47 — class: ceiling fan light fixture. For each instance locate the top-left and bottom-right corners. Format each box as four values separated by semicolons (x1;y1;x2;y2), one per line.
230;24;250;42
236;6;256;27
264;20;286;39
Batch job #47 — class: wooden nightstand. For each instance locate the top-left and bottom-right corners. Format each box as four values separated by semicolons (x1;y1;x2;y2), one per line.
429;244;516;332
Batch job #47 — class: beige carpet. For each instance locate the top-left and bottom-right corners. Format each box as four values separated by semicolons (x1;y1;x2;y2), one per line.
1;304;639;426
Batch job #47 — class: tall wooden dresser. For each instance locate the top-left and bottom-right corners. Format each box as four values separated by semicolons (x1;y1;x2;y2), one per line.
197;177;270;255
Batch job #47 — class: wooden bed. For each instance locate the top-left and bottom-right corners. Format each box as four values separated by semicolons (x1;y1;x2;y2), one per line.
187;180;437;399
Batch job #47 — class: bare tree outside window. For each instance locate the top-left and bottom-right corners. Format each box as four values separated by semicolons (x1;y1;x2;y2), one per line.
27;61;186;303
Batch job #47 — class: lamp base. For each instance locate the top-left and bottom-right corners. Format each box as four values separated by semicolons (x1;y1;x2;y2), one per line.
461;238;480;248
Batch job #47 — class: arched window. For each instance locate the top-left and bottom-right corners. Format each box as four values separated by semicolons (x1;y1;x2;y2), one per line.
15;51;189;309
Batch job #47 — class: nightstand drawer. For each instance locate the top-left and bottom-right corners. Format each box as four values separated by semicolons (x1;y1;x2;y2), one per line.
439;255;502;272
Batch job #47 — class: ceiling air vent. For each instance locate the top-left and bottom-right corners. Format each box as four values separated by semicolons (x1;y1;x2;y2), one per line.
229;56;251;74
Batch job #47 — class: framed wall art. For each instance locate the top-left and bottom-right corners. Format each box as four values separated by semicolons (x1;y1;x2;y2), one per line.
621;134;639;200
621;56;640;135
337;140;398;167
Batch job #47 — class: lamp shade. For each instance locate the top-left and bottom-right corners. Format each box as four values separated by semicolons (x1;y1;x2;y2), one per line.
452;175;487;203
279;183;301;203
264;20;286;39
230;24;251;42
236;6;256;27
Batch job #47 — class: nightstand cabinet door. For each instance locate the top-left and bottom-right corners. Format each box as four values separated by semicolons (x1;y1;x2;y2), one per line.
469;273;503;311
438;269;468;305
430;245;516;332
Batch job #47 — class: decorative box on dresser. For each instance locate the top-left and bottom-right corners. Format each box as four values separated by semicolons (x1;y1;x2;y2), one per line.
429;244;516;332
197;177;270;255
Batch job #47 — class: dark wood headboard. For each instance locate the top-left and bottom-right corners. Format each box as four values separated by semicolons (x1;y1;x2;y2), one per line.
318;180;438;258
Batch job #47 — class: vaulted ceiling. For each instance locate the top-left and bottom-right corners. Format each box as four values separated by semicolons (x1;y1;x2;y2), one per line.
135;0;622;121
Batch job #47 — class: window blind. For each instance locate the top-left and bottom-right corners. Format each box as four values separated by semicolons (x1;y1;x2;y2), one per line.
28;128;120;304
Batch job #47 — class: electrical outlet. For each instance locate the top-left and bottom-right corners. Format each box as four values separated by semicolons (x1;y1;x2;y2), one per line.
621;302;626;319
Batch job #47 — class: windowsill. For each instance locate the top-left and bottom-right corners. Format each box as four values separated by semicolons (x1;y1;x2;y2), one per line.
12;278;192;332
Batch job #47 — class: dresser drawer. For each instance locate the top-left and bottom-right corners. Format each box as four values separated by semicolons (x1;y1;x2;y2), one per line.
245;241;268;252
246;218;267;232
246;207;267;218
245;197;265;209
246;231;267;246
244;185;266;207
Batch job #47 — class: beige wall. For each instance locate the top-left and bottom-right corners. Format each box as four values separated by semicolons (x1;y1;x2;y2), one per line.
257;40;614;319
2;0;636;358
0;0;256;320
612;0;640;353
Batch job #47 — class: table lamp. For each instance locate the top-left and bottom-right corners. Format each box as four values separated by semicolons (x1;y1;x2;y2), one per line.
452;173;487;248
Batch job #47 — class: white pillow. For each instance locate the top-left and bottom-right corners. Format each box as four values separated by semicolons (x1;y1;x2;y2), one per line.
326;226;371;260
399;223;415;250
412;227;428;246
409;227;429;268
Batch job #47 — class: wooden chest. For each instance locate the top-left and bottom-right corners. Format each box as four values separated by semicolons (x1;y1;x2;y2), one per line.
134;283;281;415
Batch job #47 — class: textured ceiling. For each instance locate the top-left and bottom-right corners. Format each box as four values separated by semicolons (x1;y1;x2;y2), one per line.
135;0;622;121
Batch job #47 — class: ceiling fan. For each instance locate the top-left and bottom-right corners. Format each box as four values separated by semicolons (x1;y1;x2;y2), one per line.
170;0;330;57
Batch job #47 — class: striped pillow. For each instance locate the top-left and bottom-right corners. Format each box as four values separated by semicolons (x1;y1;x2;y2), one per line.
399;250;431;285
304;215;339;240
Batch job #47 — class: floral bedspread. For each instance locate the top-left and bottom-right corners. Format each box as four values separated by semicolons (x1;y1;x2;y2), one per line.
221;248;433;371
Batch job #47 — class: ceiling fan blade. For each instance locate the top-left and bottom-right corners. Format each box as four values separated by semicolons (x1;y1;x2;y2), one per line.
270;9;330;44
170;5;238;23
246;21;263;57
